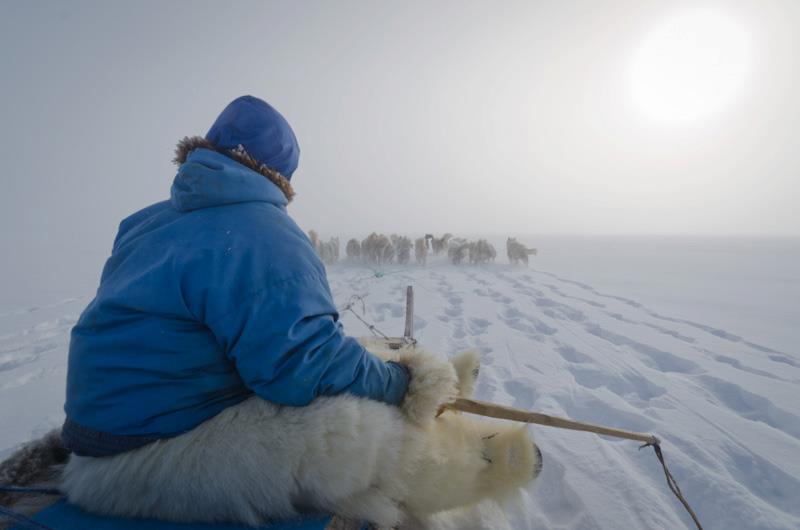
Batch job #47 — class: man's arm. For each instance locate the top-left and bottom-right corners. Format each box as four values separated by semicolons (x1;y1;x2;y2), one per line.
205;271;409;407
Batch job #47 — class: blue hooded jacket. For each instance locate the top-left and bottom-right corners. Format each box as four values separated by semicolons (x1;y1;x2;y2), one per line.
62;144;409;457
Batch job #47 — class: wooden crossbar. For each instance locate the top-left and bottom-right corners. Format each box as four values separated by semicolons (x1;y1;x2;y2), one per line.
441;398;660;445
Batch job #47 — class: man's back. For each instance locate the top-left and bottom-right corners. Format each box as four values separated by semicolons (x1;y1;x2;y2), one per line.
62;146;409;457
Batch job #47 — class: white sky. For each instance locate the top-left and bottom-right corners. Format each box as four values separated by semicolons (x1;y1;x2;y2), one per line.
1;0;798;267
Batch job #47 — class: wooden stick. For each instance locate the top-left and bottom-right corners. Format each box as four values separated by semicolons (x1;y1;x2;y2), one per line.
404;285;414;340
441;398;660;445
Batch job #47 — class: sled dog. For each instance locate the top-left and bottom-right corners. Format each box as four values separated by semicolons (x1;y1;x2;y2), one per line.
506;238;537;266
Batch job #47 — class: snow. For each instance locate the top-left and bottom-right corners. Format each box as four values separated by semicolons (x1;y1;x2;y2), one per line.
1;238;799;529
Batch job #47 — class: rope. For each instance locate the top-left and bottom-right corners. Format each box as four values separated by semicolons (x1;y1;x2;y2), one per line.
369;268;404;279
344;267;406;288
338;295;392;340
337;293;416;349
640;442;704;530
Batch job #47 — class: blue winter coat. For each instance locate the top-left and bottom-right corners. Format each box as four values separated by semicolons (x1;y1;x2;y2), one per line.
62;148;409;456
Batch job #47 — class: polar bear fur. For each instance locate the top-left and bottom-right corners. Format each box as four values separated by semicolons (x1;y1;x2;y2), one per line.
60;343;541;528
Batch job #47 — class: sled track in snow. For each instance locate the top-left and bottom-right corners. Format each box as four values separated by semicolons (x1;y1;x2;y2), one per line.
329;264;800;530
528;269;788;355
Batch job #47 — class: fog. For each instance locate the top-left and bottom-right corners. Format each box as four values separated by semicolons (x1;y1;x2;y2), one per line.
1;0;799;302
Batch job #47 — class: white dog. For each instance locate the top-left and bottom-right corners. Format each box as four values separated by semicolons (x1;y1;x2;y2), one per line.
59;344;542;528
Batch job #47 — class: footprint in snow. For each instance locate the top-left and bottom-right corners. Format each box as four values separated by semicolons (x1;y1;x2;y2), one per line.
503;378;539;410
528;454;591;527
467;318;491;335
584;323;701;374
715;441;800;518
499;308;558;338
768;354;799;368
696;375;800;440
556;344;593;364
451;325;466;340
533;298;585;322
567;364;667;402
553;392;657;434
710;353;786;382
492;292;513;305
444;305;463;318
641;322;697;344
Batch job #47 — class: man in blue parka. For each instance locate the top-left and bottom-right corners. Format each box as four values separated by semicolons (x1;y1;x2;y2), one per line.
61;95;411;457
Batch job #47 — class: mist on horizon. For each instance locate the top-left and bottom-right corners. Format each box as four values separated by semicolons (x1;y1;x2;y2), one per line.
1;0;799;291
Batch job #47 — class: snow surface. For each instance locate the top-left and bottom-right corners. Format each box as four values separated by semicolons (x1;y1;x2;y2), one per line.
1;250;799;529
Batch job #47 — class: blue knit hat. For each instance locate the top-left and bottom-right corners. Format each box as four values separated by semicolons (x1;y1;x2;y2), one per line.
206;95;300;180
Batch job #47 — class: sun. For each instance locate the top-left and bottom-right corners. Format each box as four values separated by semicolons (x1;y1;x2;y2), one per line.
630;9;752;123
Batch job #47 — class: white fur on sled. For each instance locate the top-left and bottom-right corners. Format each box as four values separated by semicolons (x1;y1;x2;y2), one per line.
396;348;458;425
60;348;540;529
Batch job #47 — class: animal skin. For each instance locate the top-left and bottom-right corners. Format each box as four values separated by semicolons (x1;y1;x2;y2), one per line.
58;345;542;529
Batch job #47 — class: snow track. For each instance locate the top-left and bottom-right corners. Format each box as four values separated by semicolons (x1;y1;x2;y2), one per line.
1;266;797;529
329;264;800;530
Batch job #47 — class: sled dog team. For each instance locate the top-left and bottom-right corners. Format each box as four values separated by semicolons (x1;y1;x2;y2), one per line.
310;232;538;267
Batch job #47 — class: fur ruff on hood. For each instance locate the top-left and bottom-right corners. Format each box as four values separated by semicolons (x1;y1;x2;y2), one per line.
173;136;295;203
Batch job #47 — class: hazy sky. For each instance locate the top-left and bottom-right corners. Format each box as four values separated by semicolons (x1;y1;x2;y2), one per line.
1;0;799;268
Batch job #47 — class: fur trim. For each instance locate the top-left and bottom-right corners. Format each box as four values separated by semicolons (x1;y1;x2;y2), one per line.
395;350;458;426
0;430;67;529
173;136;295;203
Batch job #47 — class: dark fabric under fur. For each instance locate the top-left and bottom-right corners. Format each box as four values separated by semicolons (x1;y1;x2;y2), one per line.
174;136;296;203
0;430;67;528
